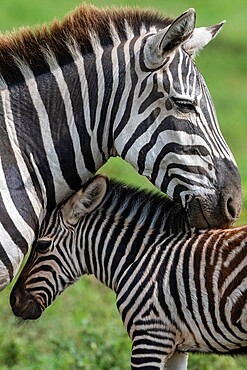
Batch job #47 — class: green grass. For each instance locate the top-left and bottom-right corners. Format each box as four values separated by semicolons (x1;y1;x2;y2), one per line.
0;1;246;369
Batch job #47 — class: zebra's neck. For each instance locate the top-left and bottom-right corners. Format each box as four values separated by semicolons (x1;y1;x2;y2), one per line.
0;45;118;284
5;54;117;201
80;181;189;289
0;6;171;212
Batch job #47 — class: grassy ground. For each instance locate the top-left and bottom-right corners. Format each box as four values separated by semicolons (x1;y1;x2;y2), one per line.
0;1;246;369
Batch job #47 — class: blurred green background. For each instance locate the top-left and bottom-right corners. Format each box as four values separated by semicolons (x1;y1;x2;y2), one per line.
0;0;246;369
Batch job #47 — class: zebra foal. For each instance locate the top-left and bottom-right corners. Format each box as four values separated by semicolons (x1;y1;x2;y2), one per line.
11;175;247;369
0;4;242;290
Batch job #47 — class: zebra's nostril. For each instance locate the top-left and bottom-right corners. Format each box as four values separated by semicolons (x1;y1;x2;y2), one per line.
9;291;17;307
226;197;238;221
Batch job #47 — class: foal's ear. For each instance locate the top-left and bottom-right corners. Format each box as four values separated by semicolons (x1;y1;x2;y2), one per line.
62;175;108;226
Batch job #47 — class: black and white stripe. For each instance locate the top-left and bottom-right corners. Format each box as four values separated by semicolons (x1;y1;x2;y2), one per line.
11;175;247;369
0;6;242;289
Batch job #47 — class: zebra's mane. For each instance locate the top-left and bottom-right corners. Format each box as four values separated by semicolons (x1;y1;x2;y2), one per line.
102;179;190;234
0;5;172;84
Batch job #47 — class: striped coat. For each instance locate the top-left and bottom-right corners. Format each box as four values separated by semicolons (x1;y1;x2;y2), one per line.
11;175;247;369
0;5;242;290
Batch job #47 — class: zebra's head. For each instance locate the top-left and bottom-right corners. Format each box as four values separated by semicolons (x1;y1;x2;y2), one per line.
10;176;109;320
114;8;242;229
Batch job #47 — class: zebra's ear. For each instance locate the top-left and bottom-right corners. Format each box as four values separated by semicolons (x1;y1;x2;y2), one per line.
182;21;226;58
62;174;108;226
144;8;196;69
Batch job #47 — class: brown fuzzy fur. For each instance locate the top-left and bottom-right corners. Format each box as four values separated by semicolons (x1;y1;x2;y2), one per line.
0;5;172;84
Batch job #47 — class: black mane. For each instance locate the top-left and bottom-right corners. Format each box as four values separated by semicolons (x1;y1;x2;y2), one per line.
103;179;190;234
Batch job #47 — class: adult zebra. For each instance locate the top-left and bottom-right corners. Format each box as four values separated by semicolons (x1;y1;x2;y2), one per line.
0;5;242;290
11;175;247;369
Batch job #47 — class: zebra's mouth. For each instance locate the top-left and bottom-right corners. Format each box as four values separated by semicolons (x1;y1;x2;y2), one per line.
186;197;210;229
19;300;43;320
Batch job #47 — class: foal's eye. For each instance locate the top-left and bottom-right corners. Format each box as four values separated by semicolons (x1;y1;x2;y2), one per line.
36;238;52;253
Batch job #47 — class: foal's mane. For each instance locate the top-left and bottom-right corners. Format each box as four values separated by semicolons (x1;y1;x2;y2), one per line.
105;179;189;234
0;5;172;83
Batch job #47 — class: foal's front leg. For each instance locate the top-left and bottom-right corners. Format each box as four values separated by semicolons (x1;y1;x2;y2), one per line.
131;335;185;369
165;351;188;370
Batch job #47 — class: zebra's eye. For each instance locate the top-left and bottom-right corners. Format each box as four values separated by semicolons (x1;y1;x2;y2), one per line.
172;97;196;113
36;238;52;254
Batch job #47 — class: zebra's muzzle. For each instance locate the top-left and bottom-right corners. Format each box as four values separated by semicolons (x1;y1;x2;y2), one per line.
10;281;43;320
186;157;242;229
187;192;241;229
